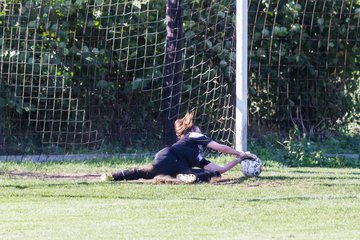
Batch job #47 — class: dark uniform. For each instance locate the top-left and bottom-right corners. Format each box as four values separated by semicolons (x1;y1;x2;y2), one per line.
112;132;220;182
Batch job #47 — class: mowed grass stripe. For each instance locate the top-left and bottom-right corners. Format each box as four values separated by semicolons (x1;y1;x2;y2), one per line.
0;196;359;239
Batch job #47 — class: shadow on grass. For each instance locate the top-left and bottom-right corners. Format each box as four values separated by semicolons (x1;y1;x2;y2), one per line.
290;170;360;175
261;174;360;181
245;195;358;202
213;177;247;185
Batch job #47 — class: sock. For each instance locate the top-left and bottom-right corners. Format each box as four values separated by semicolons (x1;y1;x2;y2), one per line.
112;168;140;181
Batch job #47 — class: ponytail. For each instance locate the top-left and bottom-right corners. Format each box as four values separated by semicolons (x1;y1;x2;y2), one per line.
174;112;195;138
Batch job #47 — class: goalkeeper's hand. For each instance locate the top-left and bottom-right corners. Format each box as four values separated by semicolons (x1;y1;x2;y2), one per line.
238;151;257;161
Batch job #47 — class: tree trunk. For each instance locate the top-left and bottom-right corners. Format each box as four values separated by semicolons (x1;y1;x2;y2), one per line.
162;0;184;145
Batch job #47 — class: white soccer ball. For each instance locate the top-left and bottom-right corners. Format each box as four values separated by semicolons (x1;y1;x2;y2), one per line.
240;158;263;177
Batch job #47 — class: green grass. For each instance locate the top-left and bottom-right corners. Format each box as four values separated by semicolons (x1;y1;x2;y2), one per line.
1;159;360;239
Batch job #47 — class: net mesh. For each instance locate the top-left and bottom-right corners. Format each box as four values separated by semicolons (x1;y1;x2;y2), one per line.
0;0;236;154
248;0;359;135
0;0;358;155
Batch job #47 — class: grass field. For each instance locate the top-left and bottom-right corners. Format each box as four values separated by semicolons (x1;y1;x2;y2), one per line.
1;159;360;240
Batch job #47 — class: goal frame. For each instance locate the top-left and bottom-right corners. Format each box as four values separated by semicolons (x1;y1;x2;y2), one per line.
235;0;248;151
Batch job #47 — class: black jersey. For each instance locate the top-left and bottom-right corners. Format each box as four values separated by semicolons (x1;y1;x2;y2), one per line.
169;132;212;168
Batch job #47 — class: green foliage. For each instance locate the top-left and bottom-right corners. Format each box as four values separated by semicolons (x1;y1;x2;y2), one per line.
284;135;327;167
0;0;359;153
0;0;165;151
250;122;360;168
249;0;360;136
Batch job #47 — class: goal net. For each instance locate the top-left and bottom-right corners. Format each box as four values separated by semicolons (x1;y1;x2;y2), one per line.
0;0;237;154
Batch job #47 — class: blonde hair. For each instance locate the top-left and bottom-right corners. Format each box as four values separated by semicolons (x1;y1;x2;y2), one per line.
174;112;195;138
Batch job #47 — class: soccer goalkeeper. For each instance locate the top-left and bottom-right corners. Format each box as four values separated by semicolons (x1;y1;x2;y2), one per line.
101;112;257;183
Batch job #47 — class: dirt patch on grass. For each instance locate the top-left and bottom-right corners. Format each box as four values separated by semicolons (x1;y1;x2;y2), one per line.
6;171;100;180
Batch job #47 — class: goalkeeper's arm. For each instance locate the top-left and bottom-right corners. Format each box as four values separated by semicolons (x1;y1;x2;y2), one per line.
206;140;257;159
204;140;257;174
203;158;241;174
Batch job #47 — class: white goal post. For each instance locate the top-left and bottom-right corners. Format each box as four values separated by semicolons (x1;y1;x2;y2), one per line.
235;0;248;152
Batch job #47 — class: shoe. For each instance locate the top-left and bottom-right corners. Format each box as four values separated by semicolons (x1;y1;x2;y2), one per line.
176;174;196;184
100;173;114;181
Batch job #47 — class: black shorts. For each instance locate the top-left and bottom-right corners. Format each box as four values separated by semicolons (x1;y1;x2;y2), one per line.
152;147;189;176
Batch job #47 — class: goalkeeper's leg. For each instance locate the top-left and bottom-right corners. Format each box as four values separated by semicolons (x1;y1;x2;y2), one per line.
104;165;158;181
176;169;221;183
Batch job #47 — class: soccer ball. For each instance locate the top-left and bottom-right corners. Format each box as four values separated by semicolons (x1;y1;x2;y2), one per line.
240;158;263;177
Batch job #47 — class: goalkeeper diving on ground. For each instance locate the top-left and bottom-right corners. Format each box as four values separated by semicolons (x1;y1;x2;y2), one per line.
101;112;262;183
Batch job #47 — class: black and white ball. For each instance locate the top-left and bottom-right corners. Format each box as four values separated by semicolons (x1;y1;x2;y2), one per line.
240;158;263;177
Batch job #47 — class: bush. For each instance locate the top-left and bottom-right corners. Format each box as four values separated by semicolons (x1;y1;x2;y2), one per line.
250;123;360;168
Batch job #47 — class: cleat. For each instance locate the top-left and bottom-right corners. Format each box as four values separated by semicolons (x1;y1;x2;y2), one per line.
100;173;114;182
176;174;197;184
